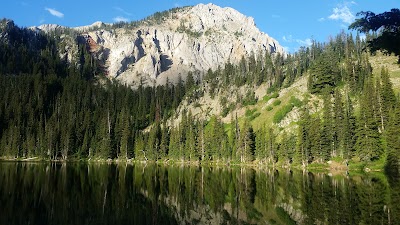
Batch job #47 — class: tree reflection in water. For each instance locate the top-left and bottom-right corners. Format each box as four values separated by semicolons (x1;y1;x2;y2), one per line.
0;162;398;225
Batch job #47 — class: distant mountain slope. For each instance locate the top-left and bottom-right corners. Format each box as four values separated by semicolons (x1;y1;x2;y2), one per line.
32;3;285;86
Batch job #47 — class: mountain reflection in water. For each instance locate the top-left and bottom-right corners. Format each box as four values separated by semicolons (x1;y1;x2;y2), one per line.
0;162;399;225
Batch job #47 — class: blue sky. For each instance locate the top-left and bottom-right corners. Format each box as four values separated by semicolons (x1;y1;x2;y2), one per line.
1;0;398;53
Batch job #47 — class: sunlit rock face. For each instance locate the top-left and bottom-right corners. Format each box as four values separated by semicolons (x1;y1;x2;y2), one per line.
33;3;285;87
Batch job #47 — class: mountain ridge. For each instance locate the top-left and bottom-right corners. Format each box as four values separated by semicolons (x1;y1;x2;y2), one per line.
30;3;285;87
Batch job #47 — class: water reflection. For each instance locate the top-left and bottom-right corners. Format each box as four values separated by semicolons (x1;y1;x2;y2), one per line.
0;162;399;225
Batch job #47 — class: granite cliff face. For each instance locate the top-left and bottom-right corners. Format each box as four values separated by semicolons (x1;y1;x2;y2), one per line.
34;3;285;86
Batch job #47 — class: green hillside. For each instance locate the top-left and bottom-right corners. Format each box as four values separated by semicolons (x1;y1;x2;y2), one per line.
1;16;400;173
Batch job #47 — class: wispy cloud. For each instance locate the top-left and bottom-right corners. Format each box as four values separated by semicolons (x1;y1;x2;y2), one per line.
113;16;129;23
283;46;290;53
44;7;64;18
328;2;355;24
174;3;181;7
318;17;325;22
283;35;293;42
297;38;312;46
282;35;312;47
113;7;132;16
272;14;281;19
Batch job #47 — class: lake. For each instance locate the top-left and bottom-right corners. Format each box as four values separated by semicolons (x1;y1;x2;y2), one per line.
0;162;399;225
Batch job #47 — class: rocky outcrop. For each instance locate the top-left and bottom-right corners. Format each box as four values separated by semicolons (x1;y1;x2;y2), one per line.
0;19;15;43
33;3;285;87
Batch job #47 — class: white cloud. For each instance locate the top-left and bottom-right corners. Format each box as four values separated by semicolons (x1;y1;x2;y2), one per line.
113;16;129;23
44;7;64;18
282;35;312;47
297;38;312;46
318;17;325;22
283;46;290;53
113;7;132;16
328;4;355;24
282;35;293;42
174;3;181;7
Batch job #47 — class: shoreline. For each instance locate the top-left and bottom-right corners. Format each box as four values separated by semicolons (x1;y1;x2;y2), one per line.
0;156;384;173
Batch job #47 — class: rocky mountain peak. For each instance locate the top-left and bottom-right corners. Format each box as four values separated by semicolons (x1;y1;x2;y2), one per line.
33;4;286;87
74;21;106;32
187;3;256;31
0;19;15;30
36;24;66;33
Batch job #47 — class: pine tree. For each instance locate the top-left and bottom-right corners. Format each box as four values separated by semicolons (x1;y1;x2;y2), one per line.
355;78;382;161
320;93;333;160
134;132;147;161
255;126;267;162
159;125;169;160
204;116;225;161
284;132;297;164
265;127;276;165
197;120;206;162
178;112;188;161
308;53;338;94
296;109;312;166
99;113;112;159
344;94;356;159
168;127;180;160
184;112;197;161
231;113;240;161
229;114;238;161
119;113;131;160
386;106;400;174
309;116;321;162
380;67;396;131
376;76;385;131
185;71;195;93
333;90;345;158
237;120;255;163
146;124;159;160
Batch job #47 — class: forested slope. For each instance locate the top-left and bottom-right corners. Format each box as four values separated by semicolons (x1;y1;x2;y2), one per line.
0;18;399;172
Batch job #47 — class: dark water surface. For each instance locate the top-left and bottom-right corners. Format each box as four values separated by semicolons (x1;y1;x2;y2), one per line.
0;162;399;225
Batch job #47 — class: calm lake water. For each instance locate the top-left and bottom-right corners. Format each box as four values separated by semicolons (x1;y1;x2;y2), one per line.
0;162;399;225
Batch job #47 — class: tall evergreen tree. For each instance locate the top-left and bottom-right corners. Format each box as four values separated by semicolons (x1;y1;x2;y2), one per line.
344;94;356;159
386;106;400;174
265;127;276;165
159;124;169;160
296;109;312;166
255;126;267;162
308;53;338;94
320;93;333;160
184;112;197;161
309;116;322;162
229;114;239;161
333;90;345;158
237;120;255;163
168;127;180;160
355;78;382;161
380;67;396;130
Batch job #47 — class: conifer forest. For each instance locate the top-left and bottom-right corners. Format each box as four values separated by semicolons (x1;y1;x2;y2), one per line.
0;17;399;173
